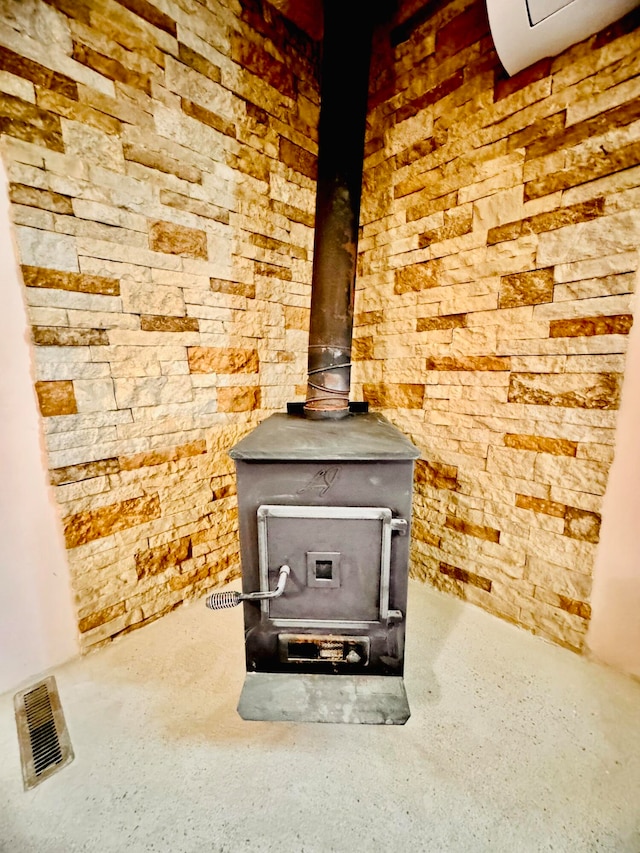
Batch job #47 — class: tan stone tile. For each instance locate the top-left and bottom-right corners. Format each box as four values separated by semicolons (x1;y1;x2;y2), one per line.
159;189;230;225
119;440;206;472
187;347;258;374
363;382;425;408
605;184;640;217
549;314;633;338
32;326;108;347
527;525;598;571
35;379;77;416
217;386;261;412
50;457;120;486
489;198;606;245
506;433;577;456
71;199;148;233
538;210;640;267
564;355;627;375
472;186;524;231
425;355;511;371
118;286;183;323
463;584;522;623
16;225;79;271
444;514;500;543
552;25;640;86
518;601;587;651
562;164;640;207
548;486;603;514
498;268;554;309
515;493;567;518
563;506;601;543
534;293;633;321
521;193;564;218
554;251;638;283
10;205;54;229
61;117;125;171
533;586;591;619
525;140;640;201
496;321;551;341
526;554;591;599
140;315;199;333
73;378;117;413
508;372;622;410
113;376;193;408
181;98;236;139
0;66;37;103
415;457;458;491
148;219;208;259
54;472;113;507
553;272;635;302
534;453;609;496
510;355;567;373
567;74;640;126
10;182;72;214
498;334;629;358
28;306;69;328
487;445;536;480
458;163;524;204
575;443;615;464
64;492;161;549
123;142;202;183
439;561;492;591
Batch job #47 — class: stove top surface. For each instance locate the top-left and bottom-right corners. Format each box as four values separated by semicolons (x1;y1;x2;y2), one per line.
229;411;420;461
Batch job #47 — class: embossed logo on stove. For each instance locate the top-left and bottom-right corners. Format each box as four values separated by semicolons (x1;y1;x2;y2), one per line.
297;466;340;496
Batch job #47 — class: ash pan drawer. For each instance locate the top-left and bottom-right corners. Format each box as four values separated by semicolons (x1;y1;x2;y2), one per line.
279;634;370;665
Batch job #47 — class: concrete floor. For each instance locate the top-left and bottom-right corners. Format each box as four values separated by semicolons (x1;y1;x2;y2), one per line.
1;581;639;853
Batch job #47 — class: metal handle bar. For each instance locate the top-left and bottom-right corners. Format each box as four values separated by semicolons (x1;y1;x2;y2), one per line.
206;565;290;610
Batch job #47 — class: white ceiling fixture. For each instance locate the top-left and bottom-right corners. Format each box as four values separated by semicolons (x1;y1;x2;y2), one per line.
487;0;640;75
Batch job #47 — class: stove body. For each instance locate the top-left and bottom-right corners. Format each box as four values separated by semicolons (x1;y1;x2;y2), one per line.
230;409;419;723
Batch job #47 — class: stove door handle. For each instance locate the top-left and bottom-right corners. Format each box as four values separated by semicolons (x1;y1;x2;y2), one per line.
206;565;291;610
240;564;291;601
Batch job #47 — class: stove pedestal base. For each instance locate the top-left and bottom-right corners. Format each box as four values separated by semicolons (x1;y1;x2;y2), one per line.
237;673;410;725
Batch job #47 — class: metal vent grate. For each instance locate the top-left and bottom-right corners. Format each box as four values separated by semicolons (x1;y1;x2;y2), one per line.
14;676;74;790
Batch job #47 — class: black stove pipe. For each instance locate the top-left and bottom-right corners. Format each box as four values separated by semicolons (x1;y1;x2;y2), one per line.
303;1;375;419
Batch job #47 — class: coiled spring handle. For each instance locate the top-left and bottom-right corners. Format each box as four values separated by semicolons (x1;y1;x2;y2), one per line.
206;565;291;611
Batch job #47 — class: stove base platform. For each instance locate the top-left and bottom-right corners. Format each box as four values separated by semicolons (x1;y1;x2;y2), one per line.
237;673;410;725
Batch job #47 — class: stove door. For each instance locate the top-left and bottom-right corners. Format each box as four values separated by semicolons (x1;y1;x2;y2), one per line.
257;505;397;628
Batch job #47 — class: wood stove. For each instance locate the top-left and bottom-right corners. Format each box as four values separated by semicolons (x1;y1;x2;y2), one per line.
206;1;419;723
220;407;418;723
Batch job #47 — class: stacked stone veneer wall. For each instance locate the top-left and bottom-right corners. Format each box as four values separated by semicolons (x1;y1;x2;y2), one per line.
355;0;640;651
0;0;318;650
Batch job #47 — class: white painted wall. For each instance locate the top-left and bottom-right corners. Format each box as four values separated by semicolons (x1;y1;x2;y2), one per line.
587;260;640;678
0;157;78;695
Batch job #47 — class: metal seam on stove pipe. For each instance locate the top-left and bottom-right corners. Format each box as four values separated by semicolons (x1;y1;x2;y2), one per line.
307;363;352;376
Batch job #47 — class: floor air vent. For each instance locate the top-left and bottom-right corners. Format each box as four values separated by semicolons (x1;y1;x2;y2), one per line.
14;676;74;790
